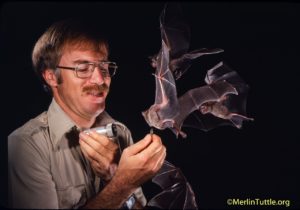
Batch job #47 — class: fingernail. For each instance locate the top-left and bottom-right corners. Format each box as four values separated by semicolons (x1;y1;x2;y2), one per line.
79;132;87;139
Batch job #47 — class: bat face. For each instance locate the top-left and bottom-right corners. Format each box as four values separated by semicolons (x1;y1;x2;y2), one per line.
142;107;161;129
142;106;176;130
149;53;159;69
200;101;230;118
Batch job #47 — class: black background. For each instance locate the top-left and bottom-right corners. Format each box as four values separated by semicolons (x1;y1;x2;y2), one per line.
1;2;300;209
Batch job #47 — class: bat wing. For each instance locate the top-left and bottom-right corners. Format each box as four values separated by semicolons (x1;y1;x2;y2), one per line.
183;111;236;132
170;48;224;80
181;62;253;132
205;62;251;117
147;160;198;209
172;80;237;137
154;40;180;120
160;3;225;80
205;61;248;93
160;3;190;59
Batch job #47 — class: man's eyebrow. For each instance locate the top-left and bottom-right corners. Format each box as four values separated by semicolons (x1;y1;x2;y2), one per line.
73;59;109;64
73;59;90;64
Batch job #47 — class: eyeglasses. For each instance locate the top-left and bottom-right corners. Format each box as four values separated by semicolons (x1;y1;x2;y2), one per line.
56;61;118;79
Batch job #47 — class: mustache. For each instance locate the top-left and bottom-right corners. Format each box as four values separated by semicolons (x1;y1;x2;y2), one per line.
83;84;109;94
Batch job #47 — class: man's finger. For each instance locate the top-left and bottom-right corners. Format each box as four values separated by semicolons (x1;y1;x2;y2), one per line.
79;138;108;165
137;134;163;159
124;134;152;156
88;131;118;151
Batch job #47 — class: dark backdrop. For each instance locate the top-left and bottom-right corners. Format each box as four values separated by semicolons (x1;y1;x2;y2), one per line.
1;2;300;209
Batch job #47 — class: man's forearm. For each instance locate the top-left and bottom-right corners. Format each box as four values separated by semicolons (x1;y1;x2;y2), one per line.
82;176;137;209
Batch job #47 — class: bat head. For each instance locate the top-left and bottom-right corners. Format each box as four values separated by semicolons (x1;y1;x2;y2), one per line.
199;103;213;114
142;108;161;129
142;106;174;130
149;54;159;69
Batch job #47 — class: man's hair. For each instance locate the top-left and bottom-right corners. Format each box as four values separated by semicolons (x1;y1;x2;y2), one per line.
32;18;109;91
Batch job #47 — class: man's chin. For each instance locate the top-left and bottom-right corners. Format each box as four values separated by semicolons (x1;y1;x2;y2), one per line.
85;104;105;117
86;93;106;103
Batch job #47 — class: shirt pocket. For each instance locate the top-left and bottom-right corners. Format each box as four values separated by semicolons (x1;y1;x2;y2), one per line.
56;184;87;209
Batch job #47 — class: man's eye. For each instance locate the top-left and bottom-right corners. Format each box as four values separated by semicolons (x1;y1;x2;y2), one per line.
77;68;89;72
100;68;109;74
77;64;90;73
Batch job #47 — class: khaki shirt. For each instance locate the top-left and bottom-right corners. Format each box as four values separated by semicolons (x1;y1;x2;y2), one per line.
8;99;146;208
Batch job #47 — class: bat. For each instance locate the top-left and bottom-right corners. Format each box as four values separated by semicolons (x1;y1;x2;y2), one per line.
142;3;224;138
142;39;180;132
172;62;254;137
146;160;198;209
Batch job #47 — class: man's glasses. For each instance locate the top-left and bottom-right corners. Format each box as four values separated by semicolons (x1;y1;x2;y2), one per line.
56;61;118;79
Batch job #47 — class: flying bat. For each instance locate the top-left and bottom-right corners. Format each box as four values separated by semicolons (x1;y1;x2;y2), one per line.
173;62;254;137
146;160;198;209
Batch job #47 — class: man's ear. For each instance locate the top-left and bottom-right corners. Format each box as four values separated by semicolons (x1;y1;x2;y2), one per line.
42;69;58;87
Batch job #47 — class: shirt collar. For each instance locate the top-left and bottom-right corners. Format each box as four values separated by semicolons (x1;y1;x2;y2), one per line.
47;99;77;150
47;98;115;150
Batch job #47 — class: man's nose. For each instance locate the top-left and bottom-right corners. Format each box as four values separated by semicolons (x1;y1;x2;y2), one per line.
89;66;105;85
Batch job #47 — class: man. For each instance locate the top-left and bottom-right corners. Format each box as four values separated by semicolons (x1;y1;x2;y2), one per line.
8;19;166;209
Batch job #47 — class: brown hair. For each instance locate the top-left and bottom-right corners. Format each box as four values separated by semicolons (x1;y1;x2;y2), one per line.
32;19;109;91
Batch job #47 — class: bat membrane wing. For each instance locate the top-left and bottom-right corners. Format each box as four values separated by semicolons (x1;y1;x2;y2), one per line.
171;48;224;80
153;41;180;120
160;3;190;59
205;62;248;87
147;161;198;209
183;111;236;132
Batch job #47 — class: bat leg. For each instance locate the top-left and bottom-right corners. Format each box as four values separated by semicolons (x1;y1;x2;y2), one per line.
170;124;187;139
179;130;187;138
229;113;254;128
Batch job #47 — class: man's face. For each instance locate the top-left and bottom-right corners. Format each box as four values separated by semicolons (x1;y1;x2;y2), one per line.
53;47;111;121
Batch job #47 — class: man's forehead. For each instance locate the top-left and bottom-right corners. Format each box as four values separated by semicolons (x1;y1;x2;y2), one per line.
62;44;108;60
63;40;108;54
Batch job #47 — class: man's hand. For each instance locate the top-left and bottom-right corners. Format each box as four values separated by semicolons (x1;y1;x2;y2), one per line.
113;133;166;189
79;131;119;181
82;133;166;209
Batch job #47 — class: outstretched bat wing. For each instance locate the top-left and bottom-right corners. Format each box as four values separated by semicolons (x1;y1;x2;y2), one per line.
147;161;198;209
183;111;235;132
160;3;190;59
160;3;224;80
172;79;237;136
205;61;249;94
180;62;253;133
170;48;224;80
205;62;253;120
